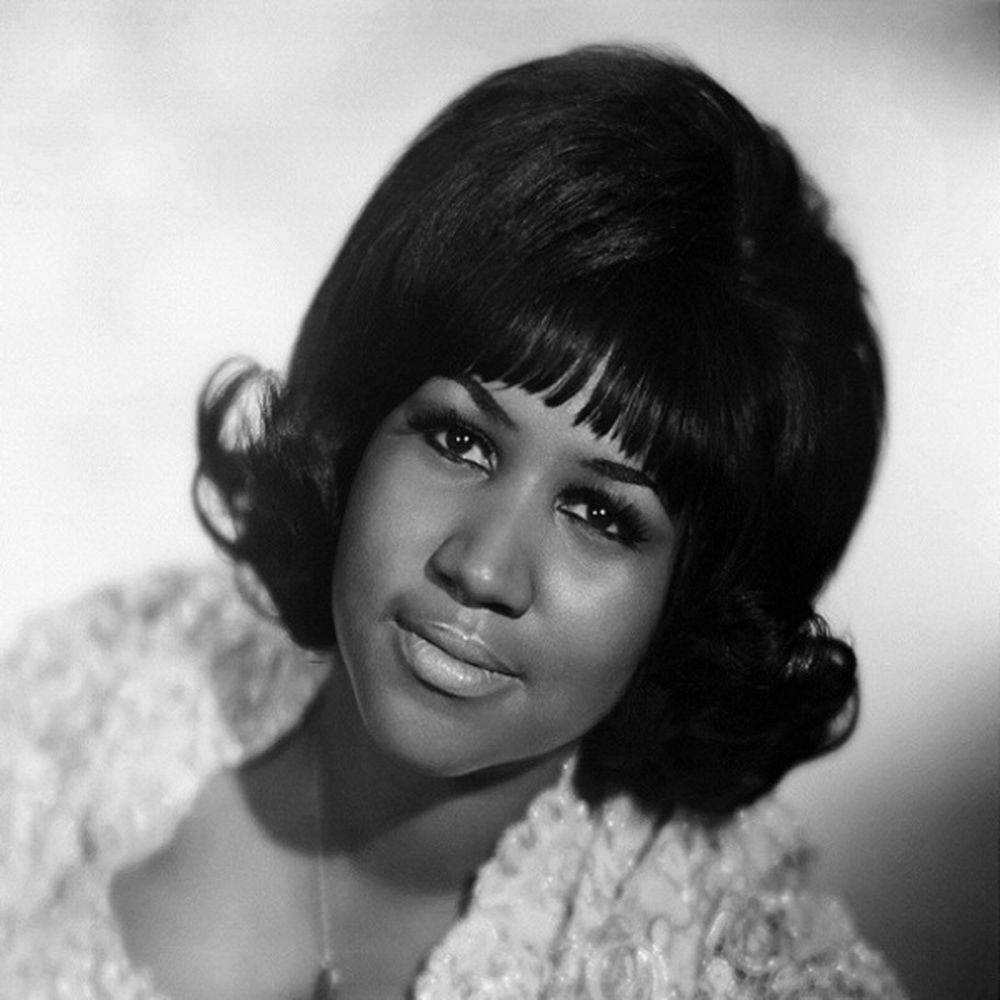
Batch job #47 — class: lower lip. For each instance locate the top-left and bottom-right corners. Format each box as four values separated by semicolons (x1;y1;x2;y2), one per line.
397;628;517;699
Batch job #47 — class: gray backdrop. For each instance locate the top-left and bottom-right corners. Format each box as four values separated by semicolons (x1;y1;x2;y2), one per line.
2;2;996;997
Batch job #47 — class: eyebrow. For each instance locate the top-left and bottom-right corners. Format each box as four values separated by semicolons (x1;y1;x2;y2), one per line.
581;457;658;492
454;376;657;493
455;375;516;429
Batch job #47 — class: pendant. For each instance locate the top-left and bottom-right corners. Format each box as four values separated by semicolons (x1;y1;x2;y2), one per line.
311;962;341;1000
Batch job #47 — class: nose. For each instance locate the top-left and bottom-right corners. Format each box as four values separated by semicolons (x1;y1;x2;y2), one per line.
427;494;534;618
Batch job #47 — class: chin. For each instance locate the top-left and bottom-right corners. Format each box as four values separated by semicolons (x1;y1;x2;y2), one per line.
356;686;572;787
352;685;504;779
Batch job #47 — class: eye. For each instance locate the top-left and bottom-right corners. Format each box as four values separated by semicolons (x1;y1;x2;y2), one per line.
407;406;494;472
558;487;649;548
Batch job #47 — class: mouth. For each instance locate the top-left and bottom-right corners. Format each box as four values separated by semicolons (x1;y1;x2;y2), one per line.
395;619;519;699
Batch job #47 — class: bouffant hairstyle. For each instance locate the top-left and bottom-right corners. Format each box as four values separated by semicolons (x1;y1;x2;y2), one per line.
195;46;884;817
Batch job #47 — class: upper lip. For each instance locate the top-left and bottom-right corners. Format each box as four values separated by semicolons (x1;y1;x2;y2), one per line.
398;615;517;677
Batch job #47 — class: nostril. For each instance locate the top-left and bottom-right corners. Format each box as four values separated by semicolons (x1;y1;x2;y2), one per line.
427;557;463;603
427;532;532;618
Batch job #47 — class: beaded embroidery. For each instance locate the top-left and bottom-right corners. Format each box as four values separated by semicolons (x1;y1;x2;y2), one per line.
0;566;907;999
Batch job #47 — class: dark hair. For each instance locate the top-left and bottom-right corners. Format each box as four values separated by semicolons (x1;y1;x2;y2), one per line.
195;46;884;816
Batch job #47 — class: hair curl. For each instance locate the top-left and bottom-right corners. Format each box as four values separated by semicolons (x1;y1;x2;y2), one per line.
195;46;884;816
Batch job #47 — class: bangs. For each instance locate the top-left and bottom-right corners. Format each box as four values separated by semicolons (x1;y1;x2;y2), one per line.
470;316;671;471
419;271;720;501
399;249;763;529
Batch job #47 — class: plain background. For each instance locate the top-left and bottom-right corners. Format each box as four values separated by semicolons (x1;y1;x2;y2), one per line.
1;2;997;997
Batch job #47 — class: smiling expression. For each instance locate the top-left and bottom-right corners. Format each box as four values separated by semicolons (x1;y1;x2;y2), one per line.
330;376;675;778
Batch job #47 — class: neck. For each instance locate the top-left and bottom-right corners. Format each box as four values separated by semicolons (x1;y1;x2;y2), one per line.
310;660;571;895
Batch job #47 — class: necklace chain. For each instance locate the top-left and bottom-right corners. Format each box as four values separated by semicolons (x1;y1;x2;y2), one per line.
312;722;342;999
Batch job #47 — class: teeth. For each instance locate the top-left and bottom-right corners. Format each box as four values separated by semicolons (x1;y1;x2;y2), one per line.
401;630;515;699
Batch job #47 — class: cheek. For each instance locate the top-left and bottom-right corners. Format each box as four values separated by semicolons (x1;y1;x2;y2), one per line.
542;558;671;716
332;440;441;627
332;446;399;623
557;556;668;652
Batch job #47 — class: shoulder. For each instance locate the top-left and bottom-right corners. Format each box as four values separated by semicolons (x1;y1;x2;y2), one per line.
581;797;908;1000
1;563;324;772
417;771;907;1000
0;564;326;913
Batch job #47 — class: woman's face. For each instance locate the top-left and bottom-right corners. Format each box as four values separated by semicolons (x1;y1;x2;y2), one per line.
331;376;674;778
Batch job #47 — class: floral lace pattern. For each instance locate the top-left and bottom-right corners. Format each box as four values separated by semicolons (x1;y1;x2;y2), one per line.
0;566;907;1000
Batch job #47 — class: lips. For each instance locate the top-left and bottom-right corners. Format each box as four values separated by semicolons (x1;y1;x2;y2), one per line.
395;617;519;699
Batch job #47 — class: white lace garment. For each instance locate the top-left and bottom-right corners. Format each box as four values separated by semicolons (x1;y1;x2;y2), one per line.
0;566;907;1000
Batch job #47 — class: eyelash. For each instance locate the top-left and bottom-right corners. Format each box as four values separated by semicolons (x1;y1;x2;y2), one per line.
559;486;649;549
406;404;650;549
407;405;495;468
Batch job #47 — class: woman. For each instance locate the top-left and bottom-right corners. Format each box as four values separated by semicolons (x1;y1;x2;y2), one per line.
1;46;905;999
